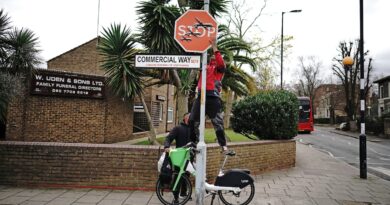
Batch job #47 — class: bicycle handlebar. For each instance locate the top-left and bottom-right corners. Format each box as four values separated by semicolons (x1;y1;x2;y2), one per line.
183;142;197;149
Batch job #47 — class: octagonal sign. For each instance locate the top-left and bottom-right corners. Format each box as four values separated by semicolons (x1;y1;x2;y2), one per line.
174;10;218;53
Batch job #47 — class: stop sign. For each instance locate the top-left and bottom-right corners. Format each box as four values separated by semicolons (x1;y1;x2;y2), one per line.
174;10;218;53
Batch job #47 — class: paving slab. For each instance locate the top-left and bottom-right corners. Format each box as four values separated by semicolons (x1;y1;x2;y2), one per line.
0;196;30;204
29;193;61;202
15;189;46;197
20;201;48;205
97;199;124;205
46;197;77;205
75;194;105;204
1;143;390;205
313;198;340;205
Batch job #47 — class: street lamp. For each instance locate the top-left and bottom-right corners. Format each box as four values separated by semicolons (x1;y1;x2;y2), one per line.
281;9;302;90
358;0;367;179
342;56;353;129
343;54;367;179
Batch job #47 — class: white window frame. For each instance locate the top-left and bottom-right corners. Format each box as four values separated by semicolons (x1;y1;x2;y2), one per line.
380;85;384;99
167;107;174;123
159;103;163;121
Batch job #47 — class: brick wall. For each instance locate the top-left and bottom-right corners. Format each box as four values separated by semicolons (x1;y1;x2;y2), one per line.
6;71;135;143
48;37;176;134
0;140;295;190
47;38;103;76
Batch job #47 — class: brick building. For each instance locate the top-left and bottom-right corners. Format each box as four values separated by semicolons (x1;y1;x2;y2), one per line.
374;75;390;116
6;38;176;143
313;84;347;123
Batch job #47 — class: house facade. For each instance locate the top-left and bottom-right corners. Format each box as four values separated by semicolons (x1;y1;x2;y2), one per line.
313;84;347;123
374;75;390;116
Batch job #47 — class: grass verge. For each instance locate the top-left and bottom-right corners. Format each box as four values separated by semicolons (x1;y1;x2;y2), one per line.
135;128;256;145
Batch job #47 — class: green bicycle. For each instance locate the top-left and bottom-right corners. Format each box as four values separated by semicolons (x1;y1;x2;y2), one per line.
156;143;255;205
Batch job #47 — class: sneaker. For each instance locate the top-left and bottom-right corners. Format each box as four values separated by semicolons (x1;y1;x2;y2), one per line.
220;146;228;153
223;149;236;156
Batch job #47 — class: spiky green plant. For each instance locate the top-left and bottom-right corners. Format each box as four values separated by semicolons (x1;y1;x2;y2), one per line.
98;23;159;145
99;24;143;99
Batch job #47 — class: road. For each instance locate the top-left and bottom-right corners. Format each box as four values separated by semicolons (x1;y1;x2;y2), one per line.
295;126;390;180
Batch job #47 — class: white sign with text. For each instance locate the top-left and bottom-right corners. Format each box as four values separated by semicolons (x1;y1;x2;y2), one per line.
135;54;201;69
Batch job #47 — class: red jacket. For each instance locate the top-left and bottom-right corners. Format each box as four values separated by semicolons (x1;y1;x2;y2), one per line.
197;51;226;97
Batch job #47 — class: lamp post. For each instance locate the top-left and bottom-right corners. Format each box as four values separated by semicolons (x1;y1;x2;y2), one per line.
343;54;367;179
358;0;367;179
281;9;301;90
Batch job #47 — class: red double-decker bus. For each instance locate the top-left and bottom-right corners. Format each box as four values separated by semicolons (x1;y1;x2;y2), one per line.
298;97;314;133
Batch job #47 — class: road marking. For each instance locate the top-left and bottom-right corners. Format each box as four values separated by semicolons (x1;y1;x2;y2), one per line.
316;147;334;157
368;162;390;166
368;147;390;157
370;167;390;177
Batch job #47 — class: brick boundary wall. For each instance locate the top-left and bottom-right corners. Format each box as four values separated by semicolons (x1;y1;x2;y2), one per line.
0;140;295;190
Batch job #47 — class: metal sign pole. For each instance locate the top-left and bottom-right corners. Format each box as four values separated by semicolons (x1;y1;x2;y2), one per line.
195;2;209;205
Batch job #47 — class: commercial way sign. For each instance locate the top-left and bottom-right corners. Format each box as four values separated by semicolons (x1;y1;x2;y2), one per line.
135;54;201;69
174;10;218;53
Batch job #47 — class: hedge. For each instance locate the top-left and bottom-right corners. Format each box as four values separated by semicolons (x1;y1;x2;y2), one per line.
231;90;299;140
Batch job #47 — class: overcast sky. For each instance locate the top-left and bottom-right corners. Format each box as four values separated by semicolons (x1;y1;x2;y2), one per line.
1;0;389;85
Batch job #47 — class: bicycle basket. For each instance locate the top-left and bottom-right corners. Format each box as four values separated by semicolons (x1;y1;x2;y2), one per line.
169;148;188;168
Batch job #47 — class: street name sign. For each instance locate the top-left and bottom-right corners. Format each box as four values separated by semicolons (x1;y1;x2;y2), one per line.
135;54;201;69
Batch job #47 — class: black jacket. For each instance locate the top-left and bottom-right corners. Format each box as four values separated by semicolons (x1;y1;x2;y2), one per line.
164;122;191;148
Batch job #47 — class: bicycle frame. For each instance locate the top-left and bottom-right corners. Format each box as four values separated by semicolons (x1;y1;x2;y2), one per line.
169;147;241;193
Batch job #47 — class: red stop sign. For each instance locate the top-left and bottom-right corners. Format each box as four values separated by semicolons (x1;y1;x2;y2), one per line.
174;10;218;53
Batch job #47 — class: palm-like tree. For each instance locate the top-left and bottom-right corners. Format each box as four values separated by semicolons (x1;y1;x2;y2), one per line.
98;23;159;145
4;28;41;75
136;0;230;120
0;9;41;123
0;9;11;66
216;25;257;127
188;0;229;17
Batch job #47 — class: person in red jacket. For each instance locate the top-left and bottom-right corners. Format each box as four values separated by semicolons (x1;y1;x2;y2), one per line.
190;39;228;152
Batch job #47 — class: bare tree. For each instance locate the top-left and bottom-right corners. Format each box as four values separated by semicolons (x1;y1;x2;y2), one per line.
332;40;373;121
221;0;268;128
227;0;267;39
255;64;276;90
295;56;322;103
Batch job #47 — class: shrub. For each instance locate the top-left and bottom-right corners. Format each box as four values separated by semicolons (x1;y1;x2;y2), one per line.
358;117;384;135
231;90;298;140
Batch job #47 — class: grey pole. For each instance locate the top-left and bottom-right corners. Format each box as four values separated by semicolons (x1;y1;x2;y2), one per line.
359;0;367;179
195;0;209;204
281;12;284;90
280;10;301;90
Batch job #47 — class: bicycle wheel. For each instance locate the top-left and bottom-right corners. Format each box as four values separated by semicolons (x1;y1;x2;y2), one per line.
156;174;192;205
218;183;255;205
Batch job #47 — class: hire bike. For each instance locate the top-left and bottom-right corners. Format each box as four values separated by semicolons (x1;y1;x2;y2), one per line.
156;143;255;205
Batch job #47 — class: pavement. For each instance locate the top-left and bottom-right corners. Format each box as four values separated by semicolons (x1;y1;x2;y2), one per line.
1;141;390;205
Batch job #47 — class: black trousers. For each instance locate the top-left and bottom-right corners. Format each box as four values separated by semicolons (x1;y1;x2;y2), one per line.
189;96;227;147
